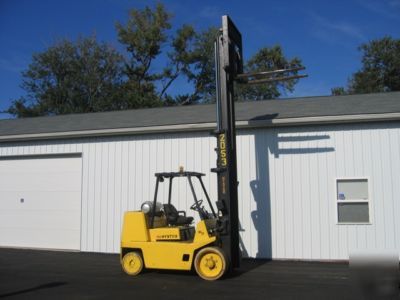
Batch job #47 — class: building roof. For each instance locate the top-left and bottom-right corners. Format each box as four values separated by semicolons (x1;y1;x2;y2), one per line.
1;91;400;142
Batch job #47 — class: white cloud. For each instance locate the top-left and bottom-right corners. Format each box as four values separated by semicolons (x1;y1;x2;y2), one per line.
357;0;400;19
0;56;26;73
308;13;366;45
389;0;400;7
199;5;220;19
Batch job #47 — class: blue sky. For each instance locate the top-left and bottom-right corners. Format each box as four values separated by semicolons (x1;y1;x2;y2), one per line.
0;0;399;119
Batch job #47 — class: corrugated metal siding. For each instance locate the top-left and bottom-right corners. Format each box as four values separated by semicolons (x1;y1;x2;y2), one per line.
0;122;399;260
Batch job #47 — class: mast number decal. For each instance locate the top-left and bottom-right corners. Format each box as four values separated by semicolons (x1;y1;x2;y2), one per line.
219;133;227;167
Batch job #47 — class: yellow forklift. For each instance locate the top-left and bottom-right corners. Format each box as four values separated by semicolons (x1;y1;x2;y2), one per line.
121;170;227;280
120;15;306;281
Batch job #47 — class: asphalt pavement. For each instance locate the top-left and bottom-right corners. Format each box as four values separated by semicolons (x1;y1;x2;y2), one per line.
0;248;397;299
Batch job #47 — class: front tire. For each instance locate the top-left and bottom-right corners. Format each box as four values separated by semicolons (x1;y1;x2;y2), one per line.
122;251;144;276
194;247;228;281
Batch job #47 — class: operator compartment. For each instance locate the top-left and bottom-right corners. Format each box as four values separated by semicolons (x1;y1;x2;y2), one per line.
141;200;195;241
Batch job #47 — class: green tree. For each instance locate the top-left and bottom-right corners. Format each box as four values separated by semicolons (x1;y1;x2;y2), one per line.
115;3;170;106
331;87;347;96
332;36;400;95
115;4;214;106
163;26;219;105
9;3;306;117
8;37;125;117
165;32;304;104
116;4;304;105
190;27;220;103
161;24;198;104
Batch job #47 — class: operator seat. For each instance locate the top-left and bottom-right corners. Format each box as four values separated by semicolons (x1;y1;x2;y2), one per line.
163;204;194;226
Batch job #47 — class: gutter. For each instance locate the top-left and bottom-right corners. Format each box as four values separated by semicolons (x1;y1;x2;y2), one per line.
1;112;400;143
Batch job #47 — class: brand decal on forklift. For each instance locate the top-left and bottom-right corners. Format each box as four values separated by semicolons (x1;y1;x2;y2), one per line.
219;133;227;166
156;234;179;240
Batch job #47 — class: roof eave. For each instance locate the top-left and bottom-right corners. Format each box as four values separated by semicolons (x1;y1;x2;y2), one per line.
1;112;400;143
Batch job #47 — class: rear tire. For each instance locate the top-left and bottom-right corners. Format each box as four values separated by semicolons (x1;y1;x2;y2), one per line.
194;247;228;281
122;251;144;276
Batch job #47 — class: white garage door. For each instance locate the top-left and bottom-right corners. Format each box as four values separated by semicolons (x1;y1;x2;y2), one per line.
0;155;82;250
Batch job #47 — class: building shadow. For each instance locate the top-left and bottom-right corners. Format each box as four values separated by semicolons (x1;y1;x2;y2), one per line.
247;114;335;259
238;220;249;258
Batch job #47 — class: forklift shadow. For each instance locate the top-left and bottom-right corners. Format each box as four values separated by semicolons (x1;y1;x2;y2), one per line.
143;268;198;278
142;259;270;280
145;258;269;280
0;281;67;298
246;120;334;260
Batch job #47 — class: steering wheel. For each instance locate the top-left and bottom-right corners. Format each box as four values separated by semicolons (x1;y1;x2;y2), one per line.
190;199;203;211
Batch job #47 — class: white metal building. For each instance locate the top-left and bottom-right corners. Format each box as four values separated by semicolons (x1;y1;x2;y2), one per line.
1;92;400;261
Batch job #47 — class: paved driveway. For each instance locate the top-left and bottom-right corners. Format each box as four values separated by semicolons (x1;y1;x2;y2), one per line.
0;248;396;299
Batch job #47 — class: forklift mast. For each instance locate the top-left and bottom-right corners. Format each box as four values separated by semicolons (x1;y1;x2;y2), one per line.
212;16;243;269
213;15;307;270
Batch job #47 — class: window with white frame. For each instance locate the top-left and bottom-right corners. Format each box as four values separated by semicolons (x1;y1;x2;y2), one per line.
336;178;370;223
